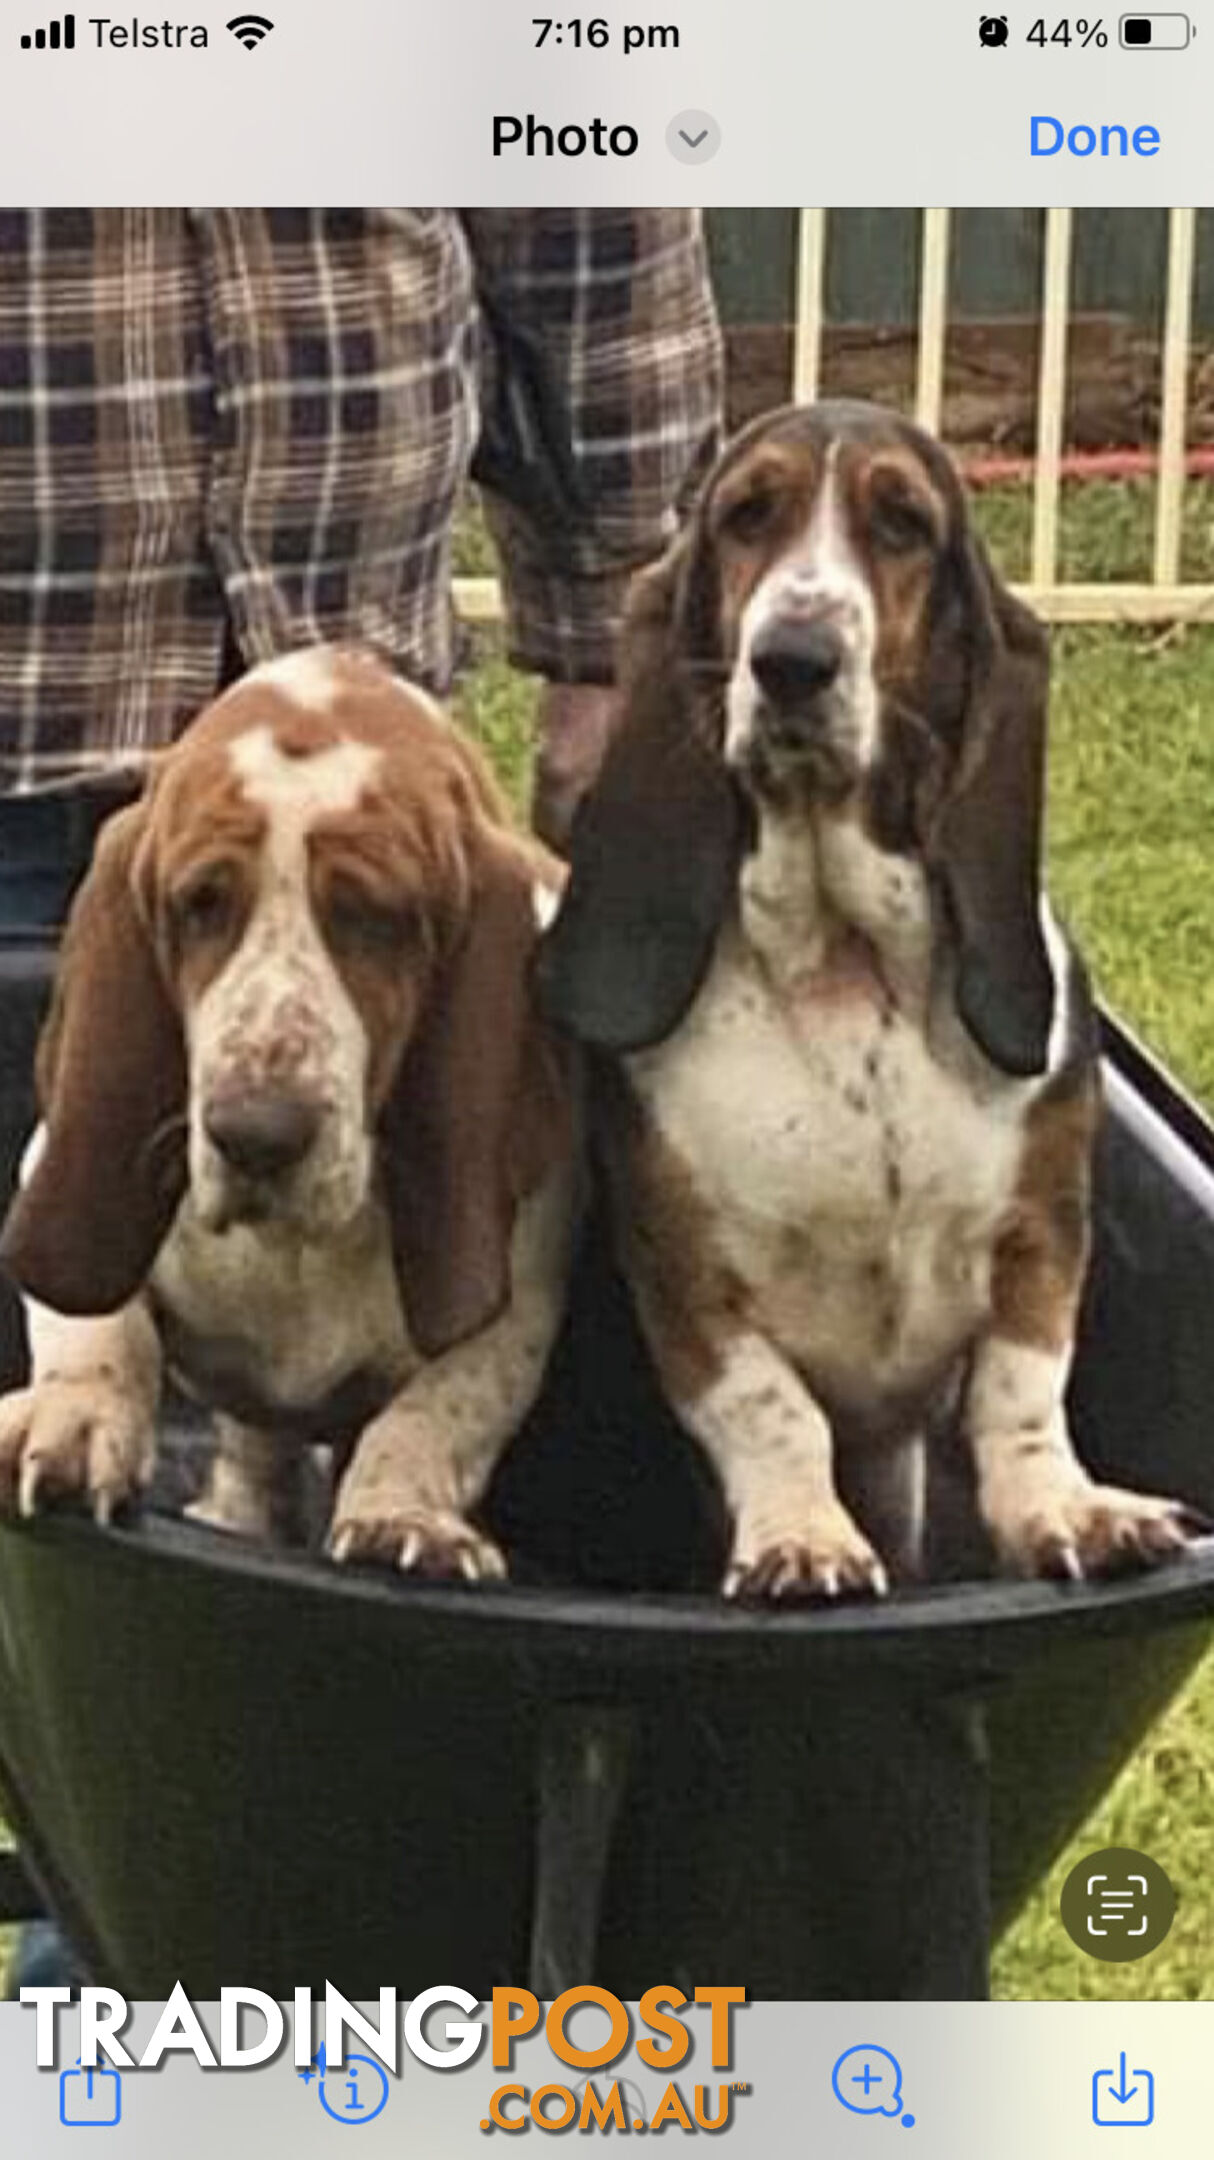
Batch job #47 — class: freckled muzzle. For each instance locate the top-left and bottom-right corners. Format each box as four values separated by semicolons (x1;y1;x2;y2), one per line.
732;604;875;800
725;532;880;796
189;960;374;1236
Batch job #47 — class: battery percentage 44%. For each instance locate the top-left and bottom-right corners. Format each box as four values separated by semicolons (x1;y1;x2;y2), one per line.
1028;16;1110;41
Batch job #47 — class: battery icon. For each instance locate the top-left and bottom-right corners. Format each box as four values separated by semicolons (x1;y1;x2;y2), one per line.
1120;11;1192;43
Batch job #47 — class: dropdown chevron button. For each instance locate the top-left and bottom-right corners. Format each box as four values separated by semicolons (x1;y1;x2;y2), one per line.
666;109;721;162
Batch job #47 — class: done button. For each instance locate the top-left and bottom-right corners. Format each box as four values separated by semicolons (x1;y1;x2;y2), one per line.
1031;114;1161;154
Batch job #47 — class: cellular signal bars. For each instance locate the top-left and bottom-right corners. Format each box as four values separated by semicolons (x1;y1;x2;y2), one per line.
20;13;75;46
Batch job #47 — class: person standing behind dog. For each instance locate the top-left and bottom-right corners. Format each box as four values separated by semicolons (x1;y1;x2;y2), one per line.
0;206;724;935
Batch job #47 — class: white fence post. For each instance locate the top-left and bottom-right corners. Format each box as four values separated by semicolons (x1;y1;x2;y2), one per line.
793;208;828;405
916;209;951;436
1031;207;1074;594
1154;206;1197;590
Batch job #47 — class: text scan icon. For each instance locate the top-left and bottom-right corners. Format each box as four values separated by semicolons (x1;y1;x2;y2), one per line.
1088;1871;1149;1937
1060;1845;1176;1961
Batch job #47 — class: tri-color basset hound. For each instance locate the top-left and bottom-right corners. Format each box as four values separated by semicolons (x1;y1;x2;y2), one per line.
0;647;577;1576
539;398;1195;1599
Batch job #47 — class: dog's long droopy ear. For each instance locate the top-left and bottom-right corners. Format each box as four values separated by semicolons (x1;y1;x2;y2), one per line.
536;525;747;1053
930;526;1055;1079
382;833;567;1360
0;804;188;1313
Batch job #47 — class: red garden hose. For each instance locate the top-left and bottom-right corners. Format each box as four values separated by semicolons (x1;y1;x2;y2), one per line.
961;447;1214;486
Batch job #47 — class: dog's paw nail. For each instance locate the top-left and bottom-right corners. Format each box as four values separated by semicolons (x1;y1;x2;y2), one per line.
18;1459;42;1519
398;1530;422;1572
330;1527;354;1563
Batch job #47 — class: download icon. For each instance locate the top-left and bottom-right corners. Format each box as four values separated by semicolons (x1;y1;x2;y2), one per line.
1092;2054;1155;2128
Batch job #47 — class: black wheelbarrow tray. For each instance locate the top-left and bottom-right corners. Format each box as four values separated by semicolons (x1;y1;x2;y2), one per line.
0;1010;1213;2002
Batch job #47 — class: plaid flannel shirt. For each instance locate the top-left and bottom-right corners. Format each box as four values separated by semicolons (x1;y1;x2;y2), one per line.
0;208;722;793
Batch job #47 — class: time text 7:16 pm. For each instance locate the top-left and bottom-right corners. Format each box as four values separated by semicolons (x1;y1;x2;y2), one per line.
533;17;681;51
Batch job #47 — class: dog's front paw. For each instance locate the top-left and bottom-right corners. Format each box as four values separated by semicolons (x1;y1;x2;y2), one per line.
0;1378;155;1525
981;1465;1193;1580
329;1496;506;1582
725;1503;889;1603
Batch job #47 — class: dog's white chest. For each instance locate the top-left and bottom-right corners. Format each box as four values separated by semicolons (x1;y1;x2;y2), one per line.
628;927;1025;1411
150;1196;413;1421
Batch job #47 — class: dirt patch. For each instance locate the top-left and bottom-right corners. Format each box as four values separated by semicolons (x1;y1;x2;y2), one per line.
725;316;1214;452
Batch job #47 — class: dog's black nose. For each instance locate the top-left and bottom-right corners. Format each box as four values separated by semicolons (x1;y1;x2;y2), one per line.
750;618;844;710
204;1091;320;1180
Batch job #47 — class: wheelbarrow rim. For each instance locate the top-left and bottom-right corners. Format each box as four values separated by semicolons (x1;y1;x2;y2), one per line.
4;1511;1214;1695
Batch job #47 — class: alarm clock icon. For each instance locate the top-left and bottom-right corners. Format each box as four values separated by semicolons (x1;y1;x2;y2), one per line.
979;14;1009;43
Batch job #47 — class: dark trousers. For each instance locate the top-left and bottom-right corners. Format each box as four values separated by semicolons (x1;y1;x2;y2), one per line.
0;783;135;1997
0;781;139;939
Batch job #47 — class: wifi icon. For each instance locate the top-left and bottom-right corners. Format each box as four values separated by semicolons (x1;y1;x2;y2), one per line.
227;12;273;46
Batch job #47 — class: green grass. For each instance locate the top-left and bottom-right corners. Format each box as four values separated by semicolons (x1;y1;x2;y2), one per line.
453;641;539;816
991;615;1214;1997
986;498;1214;1999
1045;626;1214;1101
976;473;1214;585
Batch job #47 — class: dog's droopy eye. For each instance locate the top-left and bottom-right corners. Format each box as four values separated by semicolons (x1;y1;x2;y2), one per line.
323;879;418;958
868;481;940;556
718;485;781;546
169;867;239;945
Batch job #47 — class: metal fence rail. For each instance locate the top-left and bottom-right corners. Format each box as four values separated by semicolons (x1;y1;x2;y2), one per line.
455;208;1214;631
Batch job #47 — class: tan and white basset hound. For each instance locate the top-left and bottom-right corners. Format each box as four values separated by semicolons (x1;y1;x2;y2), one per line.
539;399;1195;1600
0;647;578;1577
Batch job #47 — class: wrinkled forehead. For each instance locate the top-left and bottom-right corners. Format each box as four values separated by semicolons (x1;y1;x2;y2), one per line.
147;657;462;855
708;400;959;533
228;724;382;843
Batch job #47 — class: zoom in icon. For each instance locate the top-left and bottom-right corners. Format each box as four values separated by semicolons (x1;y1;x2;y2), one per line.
831;2045;916;2128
